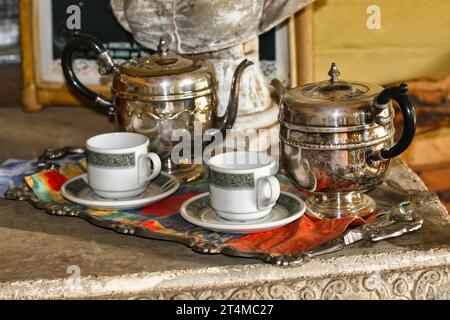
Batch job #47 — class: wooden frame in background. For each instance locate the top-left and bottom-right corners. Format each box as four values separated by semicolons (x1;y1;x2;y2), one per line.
290;6;315;87
19;0;314;112
19;0;110;111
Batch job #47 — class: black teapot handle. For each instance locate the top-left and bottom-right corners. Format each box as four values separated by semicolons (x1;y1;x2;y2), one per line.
369;83;416;162
61;33;115;114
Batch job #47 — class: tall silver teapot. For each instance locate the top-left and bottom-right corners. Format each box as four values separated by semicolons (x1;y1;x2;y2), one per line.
61;34;252;181
272;63;416;219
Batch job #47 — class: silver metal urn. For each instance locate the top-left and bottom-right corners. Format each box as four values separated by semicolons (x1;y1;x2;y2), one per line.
272;63;416;219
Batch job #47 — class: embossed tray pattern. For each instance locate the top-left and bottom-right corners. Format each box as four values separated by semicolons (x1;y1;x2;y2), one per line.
3;152;432;266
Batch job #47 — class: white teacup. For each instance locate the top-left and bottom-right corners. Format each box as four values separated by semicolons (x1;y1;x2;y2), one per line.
86;132;161;199
208;151;280;221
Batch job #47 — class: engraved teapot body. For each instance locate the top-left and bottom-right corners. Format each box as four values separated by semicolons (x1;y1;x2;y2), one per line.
272;63;416;219
61;34;252;181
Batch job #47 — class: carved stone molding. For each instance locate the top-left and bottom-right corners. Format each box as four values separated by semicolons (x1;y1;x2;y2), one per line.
129;267;450;300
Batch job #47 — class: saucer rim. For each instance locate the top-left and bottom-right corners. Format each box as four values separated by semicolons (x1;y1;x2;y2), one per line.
61;172;179;209
180;191;306;233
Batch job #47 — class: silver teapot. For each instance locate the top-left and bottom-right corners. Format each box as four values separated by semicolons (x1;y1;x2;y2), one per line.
272;63;416;219
61;34;252;181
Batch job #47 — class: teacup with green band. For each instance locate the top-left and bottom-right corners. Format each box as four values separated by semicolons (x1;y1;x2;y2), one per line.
208;151;280;222
86;132;161;199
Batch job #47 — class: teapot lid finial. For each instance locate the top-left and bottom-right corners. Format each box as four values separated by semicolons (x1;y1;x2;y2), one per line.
328;62;340;83
157;37;169;56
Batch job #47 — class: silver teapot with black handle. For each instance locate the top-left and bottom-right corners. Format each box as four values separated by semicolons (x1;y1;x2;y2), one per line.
61;33;253;182
272;63;416;219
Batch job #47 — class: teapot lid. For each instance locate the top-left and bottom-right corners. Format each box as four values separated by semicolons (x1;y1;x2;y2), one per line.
119;38;200;77
300;63;372;101
281;63;388;127
113;38;216;101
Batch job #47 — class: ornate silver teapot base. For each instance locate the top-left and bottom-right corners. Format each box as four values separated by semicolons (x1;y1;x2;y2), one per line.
306;192;377;220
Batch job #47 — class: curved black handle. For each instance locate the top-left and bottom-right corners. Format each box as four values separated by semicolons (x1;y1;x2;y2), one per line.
369;83;416;162
61;33;115;113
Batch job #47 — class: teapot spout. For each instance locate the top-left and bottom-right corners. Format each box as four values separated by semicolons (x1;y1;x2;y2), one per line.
270;78;286;102
215;59;253;137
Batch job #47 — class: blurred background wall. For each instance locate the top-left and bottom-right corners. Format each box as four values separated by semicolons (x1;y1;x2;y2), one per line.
312;0;450;84
1;0;449;105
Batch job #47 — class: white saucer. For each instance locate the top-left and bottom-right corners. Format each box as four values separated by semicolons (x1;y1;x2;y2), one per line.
61;173;179;210
180;192;306;234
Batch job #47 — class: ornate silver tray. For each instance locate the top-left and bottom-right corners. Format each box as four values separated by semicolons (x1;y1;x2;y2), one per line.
3;147;435;266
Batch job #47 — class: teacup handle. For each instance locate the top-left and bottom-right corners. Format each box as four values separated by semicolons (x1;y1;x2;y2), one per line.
139;152;162;186
257;176;281;210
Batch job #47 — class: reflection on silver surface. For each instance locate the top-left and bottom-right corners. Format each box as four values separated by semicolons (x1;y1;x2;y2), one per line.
100;39;252;179
274;63;414;219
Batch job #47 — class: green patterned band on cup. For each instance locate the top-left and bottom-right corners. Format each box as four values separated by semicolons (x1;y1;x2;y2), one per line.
277;193;302;212
86;150;135;169
65;178;89;196
209;170;255;190
187;196;211;214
